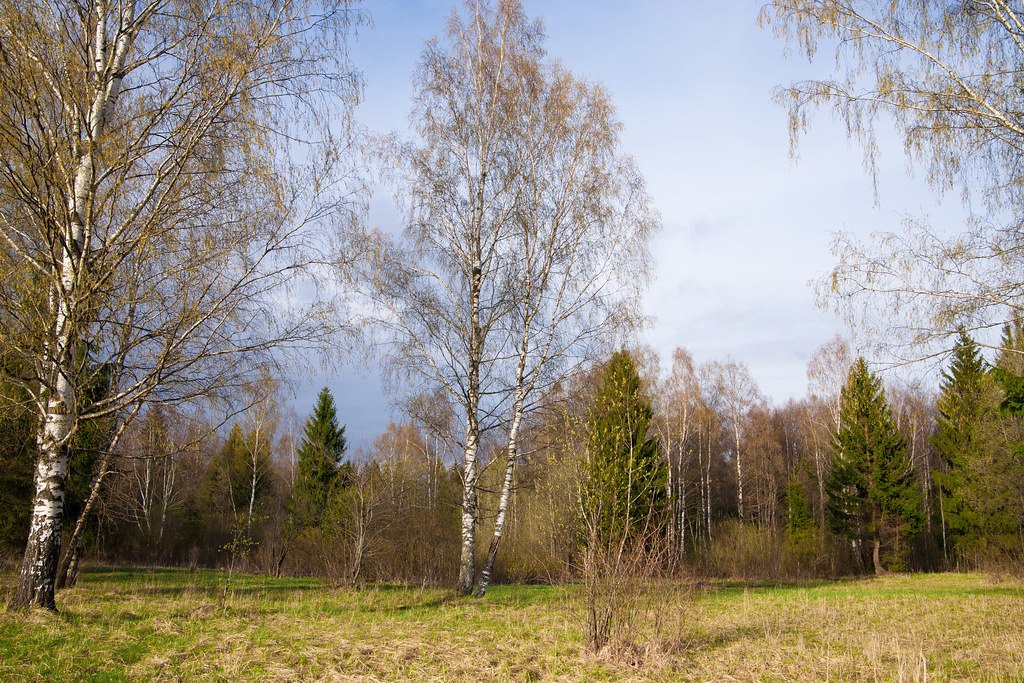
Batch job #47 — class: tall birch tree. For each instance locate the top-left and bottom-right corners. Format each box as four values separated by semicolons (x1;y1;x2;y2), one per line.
365;0;655;595
474;50;656;598
655;348;703;558
0;0;362;610
364;0;541;594
706;360;763;523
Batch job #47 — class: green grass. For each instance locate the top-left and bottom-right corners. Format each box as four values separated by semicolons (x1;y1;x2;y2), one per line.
1;568;1022;681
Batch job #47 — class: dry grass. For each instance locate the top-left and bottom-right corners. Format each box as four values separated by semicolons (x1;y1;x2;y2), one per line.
0;568;1021;681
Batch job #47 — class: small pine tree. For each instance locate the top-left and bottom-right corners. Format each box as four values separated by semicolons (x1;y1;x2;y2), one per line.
291;387;348;528
826;358;924;574
580;350;667;549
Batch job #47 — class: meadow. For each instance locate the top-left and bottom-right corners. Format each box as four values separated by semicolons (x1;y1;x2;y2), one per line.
1;568;1022;681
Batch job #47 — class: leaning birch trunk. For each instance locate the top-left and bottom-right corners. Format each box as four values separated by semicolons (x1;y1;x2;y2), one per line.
56;413;132;590
474;398;525;597
474;290;535;598
56;454;111;590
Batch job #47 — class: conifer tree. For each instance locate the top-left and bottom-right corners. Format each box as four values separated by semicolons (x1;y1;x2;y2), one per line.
827;358;924;574
202;424;271;519
932;328;996;563
580;351;667;548
291;388;348;528
994;313;1024;412
969;319;1024;562
784;479;814;534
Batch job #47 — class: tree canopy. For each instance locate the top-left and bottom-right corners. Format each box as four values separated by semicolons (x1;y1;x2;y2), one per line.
763;0;1024;357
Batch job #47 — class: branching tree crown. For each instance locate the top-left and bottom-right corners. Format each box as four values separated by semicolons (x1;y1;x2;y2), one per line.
1;0;363;610
360;0;656;595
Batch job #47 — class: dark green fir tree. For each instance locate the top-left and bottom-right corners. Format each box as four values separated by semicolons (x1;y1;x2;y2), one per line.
580;350;667;548
291;387;348;528
972;317;1024;561
826;358;924;574
932;328;997;563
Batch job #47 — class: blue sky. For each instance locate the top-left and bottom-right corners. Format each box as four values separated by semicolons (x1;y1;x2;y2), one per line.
298;0;971;448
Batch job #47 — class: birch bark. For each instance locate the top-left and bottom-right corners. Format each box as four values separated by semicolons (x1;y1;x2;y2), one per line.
12;1;134;610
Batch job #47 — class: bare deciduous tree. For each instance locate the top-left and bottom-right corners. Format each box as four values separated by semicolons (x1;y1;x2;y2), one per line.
655;348;703;559
0;0;362;610
364;0;655;596
474;50;656;598
805;335;853;524
762;1;1024;357
706;360;763;523
362;0;540;595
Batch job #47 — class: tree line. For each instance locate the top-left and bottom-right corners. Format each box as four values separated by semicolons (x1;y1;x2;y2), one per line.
4;328;1022;590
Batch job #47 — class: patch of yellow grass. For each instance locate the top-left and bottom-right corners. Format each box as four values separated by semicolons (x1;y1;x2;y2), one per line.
0;570;1021;681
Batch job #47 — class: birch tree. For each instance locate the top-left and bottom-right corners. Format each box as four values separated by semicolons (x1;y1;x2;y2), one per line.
364;0;541;595
762;0;1024;356
655;348;702;559
706;360;763;523
98;403;206;573
364;0;654;595
805;335;853;525
474;52;656;597
0;0;361;610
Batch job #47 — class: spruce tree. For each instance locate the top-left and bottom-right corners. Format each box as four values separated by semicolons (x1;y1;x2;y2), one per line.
994;313;1024;412
580;351;667;548
972;318;1024;561
784;479;814;534
932;328;995;562
291;387;348;528
826;358;924;574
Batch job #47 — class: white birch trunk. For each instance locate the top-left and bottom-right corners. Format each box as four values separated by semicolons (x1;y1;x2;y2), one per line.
733;415;744;523
15;388;74;609
14;1;134;610
457;426;480;593
474;396;524;596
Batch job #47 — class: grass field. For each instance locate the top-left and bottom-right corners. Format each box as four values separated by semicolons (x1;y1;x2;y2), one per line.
1;568;1022;681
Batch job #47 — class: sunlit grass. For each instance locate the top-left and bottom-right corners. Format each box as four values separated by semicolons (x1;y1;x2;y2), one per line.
1;568;1022;681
